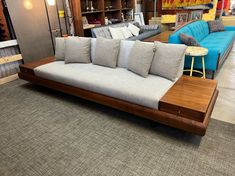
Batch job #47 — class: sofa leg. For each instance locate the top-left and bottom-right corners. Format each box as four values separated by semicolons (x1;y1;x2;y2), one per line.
149;121;158;128
211;71;215;79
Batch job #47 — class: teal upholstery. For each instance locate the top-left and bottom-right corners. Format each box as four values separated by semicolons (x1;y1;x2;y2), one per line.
169;20;235;72
187;21;209;41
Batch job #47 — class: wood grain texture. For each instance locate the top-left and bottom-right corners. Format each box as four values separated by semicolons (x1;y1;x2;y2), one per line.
0;54;22;65
0;74;18;85
143;31;173;43
19;56;54;75
71;0;84;36
18;58;219;136
159;76;217;122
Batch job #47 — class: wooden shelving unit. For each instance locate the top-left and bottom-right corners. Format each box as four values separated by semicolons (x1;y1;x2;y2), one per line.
71;0;135;36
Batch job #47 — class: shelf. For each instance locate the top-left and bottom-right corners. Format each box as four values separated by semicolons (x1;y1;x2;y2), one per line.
83;24;101;30
104;9;120;12
82;10;103;15
121;8;132;11
161;9;209;15
72;0;135;36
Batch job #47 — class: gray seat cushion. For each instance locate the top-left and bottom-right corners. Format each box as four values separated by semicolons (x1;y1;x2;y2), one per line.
34;62;174;109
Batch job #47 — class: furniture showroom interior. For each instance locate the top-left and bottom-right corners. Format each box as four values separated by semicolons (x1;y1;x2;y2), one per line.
0;0;235;175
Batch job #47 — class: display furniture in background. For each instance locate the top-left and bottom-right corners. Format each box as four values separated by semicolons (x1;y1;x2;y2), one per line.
91;21;161;40
134;12;145;25
221;16;235;26
190;10;203;20
0;0;22;84
71;0;135;36
142;0;217;31
143;30;173;43
175;13;188;28
161;0;218;26
0;40;22;85
169;20;235;79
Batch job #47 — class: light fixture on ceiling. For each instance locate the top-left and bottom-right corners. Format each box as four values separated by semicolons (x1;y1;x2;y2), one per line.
46;0;56;6
23;0;33;10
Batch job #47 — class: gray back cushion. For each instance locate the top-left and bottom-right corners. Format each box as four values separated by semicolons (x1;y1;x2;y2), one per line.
150;42;187;81
128;41;155;77
93;38;121;68
65;37;91;64
55;37;66;61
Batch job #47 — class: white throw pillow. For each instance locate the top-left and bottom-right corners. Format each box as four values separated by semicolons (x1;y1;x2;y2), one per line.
127;23;140;36
109;27;125;39
120;26;133;39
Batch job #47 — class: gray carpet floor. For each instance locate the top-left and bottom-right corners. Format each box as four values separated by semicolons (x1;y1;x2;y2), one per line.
0;80;234;176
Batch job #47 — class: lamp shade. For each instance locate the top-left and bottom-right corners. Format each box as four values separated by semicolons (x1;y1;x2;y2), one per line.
23;0;33;10
47;0;56;6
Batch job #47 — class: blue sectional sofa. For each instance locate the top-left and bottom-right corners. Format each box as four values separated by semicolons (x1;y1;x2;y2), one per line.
168;20;235;78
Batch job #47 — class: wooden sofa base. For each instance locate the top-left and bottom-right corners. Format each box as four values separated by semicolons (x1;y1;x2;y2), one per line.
18;72;218;136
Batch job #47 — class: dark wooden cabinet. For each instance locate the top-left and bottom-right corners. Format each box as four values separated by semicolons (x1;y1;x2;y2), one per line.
71;0;135;36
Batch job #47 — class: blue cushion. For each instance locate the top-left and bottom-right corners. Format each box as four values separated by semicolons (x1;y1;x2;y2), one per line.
187;21;209;41
169;20;235;71
200;31;235;56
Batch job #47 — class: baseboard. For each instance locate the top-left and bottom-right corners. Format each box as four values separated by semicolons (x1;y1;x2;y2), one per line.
0;74;19;85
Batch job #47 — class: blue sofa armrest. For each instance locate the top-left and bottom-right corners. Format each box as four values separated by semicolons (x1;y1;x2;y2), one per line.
205;48;220;71
224;26;235;31
168;34;182;44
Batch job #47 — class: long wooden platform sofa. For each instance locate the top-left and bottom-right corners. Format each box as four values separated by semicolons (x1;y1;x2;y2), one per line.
19;37;218;136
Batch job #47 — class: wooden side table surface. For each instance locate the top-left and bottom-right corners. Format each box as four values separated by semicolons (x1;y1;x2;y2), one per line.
185;46;208;56
159;76;217;122
143;31;173;43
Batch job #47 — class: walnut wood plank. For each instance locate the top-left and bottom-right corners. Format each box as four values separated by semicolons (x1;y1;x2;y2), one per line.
0;54;22;65
159;76;217;121
20;56;54;75
143;31;173;43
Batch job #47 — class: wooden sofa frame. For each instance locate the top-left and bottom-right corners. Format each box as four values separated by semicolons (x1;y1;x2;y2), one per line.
19;57;219;136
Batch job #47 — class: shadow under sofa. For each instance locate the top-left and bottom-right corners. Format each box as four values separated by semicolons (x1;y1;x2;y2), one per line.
19;39;218;136
169;20;235;79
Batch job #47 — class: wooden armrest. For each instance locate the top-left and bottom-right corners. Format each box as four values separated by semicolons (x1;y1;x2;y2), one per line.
19;56;55;75
159;76;217;122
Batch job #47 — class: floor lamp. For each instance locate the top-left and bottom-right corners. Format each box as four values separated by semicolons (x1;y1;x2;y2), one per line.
44;0;55;53
44;0;63;54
